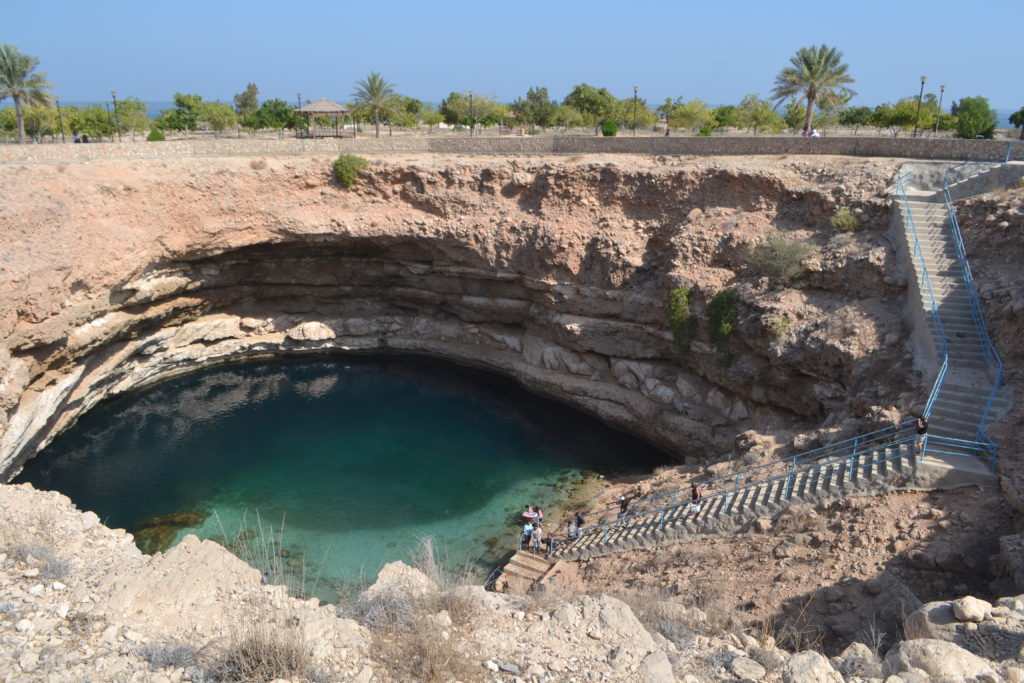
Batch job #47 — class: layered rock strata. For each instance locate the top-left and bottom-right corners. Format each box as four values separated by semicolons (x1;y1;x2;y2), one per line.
1;154;909;479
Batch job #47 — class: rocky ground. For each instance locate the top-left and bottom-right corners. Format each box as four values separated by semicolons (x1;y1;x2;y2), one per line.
3;481;1024;682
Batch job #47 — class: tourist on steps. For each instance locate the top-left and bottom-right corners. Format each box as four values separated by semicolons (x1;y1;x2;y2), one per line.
915;415;929;456
531;521;543;551
617;495;630;523
522;520;533;549
687;482;703;514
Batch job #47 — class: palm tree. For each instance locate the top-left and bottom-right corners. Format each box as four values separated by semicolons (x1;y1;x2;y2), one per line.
1010;107;1024;141
0;44;52;144
352;72;395;138
772;45;855;134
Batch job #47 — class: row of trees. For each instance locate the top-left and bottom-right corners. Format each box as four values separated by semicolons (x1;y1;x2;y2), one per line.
3;42;1022;143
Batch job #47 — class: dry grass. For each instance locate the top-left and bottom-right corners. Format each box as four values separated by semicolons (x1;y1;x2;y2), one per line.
208;619;323;682
372;622;482;683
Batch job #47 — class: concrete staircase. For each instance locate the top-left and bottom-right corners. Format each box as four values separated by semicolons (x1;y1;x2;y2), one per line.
553;442;917;561
494;550;553;592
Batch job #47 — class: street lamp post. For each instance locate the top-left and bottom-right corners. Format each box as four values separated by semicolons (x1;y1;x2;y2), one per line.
111;91;122;142
55;97;65;144
469;93;474;137
296;93;304;137
633;86;638;136
934;85;946;134
912;76;926;138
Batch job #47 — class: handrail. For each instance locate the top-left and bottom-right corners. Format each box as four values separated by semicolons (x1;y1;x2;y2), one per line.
940;147;1010;444
584;420;918;522
558;432;997;553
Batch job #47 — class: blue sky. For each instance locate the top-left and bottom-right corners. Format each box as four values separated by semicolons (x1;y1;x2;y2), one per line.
6;0;1020;114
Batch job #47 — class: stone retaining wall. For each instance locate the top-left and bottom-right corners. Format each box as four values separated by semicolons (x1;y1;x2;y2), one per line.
0;135;1013;163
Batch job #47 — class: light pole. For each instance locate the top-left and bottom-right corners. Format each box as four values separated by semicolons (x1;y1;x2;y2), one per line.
934;85;946;134
55;97;65;143
633;86;638;136
912;76;926;138
469;92;474;137
111;91;122;142
296;93;304;137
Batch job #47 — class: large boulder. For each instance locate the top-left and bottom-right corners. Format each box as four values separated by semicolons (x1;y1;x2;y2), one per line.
639;650;675;683
360;561;437;603
952;595;992;623
781;650;843;683
903;601;964;644
882;638;996;678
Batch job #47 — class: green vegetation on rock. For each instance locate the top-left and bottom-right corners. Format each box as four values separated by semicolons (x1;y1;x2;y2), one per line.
707;289;740;365
830;208;859;233
667;287;695;358
333;154;369;188
748;234;812;285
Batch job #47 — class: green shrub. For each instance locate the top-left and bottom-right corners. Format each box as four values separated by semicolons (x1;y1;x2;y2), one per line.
667;287;696;358
333;154;369;188
697;125;713;136
600;119;618;137
146;128;165;142
830;208;859;233
707;289;739;347
747;234;813;285
769;315;792;340
667;287;696;355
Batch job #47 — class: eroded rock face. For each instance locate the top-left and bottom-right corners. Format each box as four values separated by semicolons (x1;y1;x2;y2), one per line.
0;154;910;479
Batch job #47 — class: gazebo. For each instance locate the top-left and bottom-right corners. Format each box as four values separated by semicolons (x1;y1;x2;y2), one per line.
294;98;353;138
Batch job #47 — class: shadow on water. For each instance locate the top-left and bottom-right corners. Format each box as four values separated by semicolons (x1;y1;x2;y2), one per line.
16;355;671;594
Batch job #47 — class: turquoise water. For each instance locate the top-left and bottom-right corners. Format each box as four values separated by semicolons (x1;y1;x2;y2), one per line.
16;356;668;601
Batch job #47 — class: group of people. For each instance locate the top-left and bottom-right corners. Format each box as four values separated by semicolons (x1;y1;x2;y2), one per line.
520;506;588;555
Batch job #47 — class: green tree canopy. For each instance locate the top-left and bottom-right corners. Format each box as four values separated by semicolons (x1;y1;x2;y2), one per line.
771;44;855;133
421;106;444;131
511;86;558;130
244;98;297;135
233;83;259;118
69;104;116;139
352;71;396;138
840;106;872;134
156;93;204;132
712;104;742;129
563;84;618;133
953;96;997;139
114;96;152;140
1010;106;1024;141
739;94;785;134
0;44;52;144
617;96;656;131
438;91;503;135
197;101;237;136
663;98;713;133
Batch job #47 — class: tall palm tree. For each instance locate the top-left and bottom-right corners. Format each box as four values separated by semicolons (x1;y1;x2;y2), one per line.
772;45;855;134
0;45;52;144
352;72;395;138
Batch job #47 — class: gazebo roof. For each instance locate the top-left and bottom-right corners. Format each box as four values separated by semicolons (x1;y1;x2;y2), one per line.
294;98;351;115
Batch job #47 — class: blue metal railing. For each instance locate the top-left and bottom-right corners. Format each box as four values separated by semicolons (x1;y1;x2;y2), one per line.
556;428;998;554
939;145;1015;443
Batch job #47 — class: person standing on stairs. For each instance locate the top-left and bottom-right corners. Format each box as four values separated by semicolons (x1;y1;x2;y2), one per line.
687;482;703;514
915;415;929;456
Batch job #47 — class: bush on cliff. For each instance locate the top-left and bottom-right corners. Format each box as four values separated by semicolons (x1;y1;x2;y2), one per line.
333;154;369;188
747;234;812;285
600;119;618;137
146;128;165;141
830;208;859;233
667;286;696;358
707;289;739;365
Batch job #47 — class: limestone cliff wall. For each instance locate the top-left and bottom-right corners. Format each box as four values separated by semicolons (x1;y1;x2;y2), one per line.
0;154;914;479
